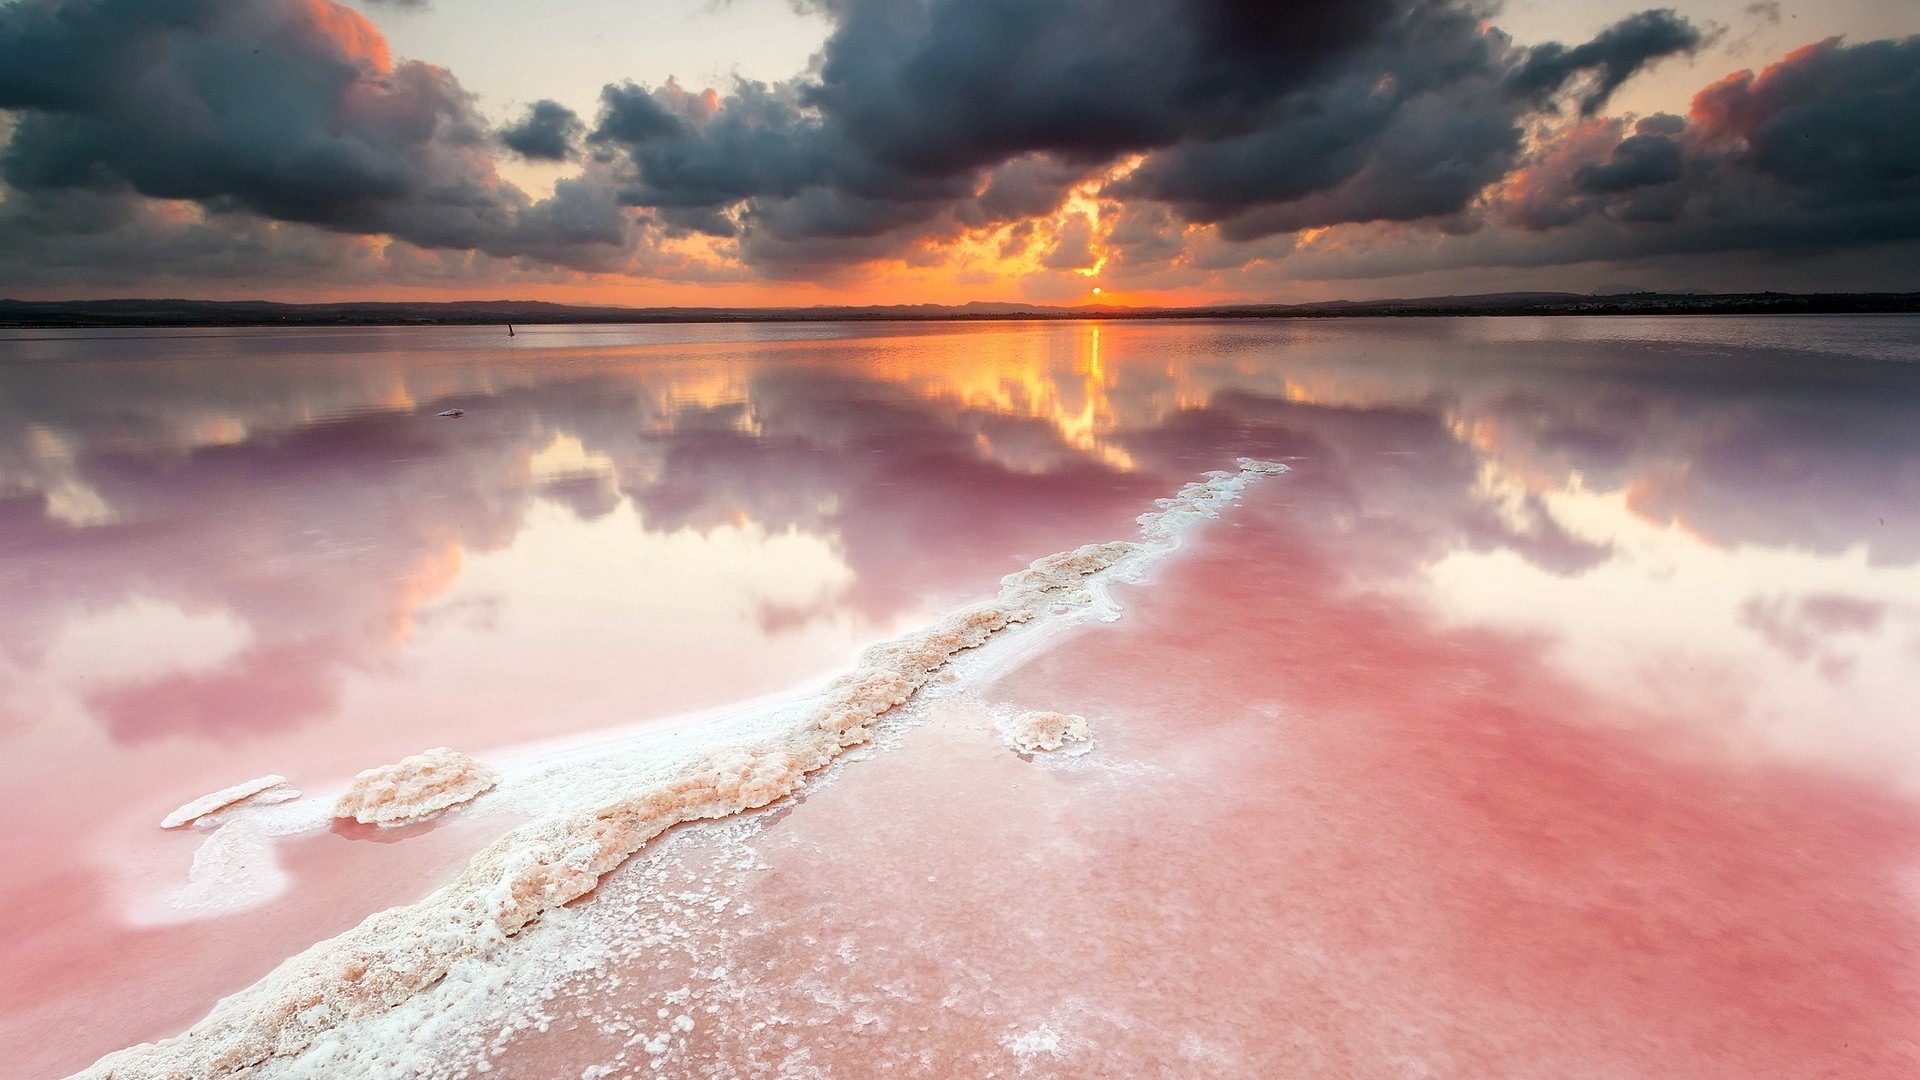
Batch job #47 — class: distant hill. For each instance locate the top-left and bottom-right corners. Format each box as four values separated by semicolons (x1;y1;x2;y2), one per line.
3;291;1918;329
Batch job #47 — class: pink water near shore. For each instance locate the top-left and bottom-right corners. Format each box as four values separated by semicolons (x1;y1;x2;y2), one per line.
3;317;1919;1076
396;460;1920;1079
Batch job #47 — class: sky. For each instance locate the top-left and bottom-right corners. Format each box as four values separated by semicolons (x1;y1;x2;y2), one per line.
1;0;1917;306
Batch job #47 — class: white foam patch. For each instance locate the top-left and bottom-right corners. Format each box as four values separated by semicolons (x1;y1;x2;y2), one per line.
84;460;1286;1079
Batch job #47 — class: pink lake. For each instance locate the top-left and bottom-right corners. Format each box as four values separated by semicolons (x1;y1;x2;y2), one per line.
2;316;1918;1077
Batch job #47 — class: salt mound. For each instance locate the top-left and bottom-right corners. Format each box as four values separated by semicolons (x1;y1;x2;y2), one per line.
1007;711;1093;753
333;748;499;826
161;775;301;830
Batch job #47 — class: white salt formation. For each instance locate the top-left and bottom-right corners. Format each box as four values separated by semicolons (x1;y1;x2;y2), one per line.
160;820;290;921
81;460;1286;1080
333;747;499;826
160;775;301;830
1007;711;1093;753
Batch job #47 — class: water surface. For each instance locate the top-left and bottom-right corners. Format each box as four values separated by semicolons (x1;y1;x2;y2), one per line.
2;317;1917;1076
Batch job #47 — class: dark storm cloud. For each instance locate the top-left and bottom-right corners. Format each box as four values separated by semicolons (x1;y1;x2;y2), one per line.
1115;5;1702;240
589;0;1703;263
1574;130;1684;194
1572;109;1689;199
1505;8;1706;114
796;0;1398;174
1492;36;1920;258
500;99;585;162
1693;36;1920;207
585;0;1412;257
0;0;646;275
593;81;689;146
0;0;490;243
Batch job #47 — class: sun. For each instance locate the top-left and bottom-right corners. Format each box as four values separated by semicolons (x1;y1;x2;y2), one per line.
1091;287;1103;296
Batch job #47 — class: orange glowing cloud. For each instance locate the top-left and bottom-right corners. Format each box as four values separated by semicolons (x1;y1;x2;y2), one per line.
295;0;393;73
1689;38;1839;139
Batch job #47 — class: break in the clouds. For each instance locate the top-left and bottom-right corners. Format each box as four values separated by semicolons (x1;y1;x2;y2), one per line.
0;0;1916;298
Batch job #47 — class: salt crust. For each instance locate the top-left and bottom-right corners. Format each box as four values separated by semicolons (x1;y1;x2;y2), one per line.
79;459;1286;1079
160;776;300;830
333;748;500;826
161;820;289;922
1007;711;1093;753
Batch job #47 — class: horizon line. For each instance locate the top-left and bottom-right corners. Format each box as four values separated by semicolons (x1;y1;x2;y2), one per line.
5;290;1920;330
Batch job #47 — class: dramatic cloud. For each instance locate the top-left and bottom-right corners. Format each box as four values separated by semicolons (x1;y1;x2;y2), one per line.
1491;35;1920;256
1690;37;1920;217
1505;8;1707;114
0;0;651;270
587;0;1703;264
0;0;1915;296
1115;6;1701;241
1574;124;1685;195
798;0;1398;173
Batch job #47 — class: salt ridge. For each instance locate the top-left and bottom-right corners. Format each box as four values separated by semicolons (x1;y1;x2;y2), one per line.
79;459;1286;1079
